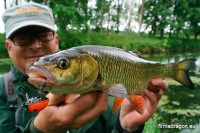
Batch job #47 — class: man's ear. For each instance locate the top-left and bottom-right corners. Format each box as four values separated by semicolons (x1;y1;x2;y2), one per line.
5;39;12;51
55;34;59;49
5;40;13;57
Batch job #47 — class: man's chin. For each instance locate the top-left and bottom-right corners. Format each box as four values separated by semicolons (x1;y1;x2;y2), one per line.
26;60;37;68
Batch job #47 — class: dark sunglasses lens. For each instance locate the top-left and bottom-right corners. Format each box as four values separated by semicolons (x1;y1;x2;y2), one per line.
12;35;31;46
11;31;54;46
38;32;54;42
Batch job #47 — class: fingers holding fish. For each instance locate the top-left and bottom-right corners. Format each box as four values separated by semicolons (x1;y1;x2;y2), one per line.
147;78;168;101
57;91;108;129
143;90;158;114
46;93;66;106
119;91;159;132
150;78;168;91
77;92;108;126
63;92;98;116
118;78;168;132
33;91;108;132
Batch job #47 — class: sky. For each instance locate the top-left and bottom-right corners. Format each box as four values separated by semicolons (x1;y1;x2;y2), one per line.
0;1;6;33
0;0;27;33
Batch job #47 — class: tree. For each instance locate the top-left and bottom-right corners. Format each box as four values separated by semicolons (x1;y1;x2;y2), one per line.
127;0;133;31
143;0;160;36
138;0;145;36
4;0;7;9
188;0;200;39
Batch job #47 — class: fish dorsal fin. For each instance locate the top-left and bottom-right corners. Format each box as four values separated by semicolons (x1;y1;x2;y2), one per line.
129;95;145;114
128;51;141;57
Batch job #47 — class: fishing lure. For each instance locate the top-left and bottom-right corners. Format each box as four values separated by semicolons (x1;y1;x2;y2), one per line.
9;96;49;112
10;82;49;112
25;96;49;112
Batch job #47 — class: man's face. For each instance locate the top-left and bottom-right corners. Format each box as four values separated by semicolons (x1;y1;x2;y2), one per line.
5;26;59;76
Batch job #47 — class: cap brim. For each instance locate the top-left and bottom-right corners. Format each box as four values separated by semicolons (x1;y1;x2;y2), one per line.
6;21;55;38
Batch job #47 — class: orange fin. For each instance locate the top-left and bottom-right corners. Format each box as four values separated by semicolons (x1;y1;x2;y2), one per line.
112;97;125;112
129;95;145;114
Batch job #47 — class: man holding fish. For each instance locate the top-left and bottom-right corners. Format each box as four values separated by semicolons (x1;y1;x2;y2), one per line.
0;2;169;133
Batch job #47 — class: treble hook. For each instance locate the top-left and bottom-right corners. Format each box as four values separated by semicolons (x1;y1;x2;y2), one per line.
38;81;47;97
42;80;47;90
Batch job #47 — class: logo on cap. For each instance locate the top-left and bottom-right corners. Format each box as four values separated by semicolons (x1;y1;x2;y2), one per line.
16;7;41;15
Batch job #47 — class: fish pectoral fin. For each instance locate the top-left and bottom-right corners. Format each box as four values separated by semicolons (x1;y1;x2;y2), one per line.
112;97;125;112
65;94;80;104
102;83;128;98
129;95;145;114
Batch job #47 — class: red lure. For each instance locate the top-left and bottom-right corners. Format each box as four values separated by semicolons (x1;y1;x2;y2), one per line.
10;97;49;112
25;97;49;112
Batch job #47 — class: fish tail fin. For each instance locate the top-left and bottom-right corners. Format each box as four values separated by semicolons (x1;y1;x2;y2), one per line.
175;58;196;89
112;97;125;112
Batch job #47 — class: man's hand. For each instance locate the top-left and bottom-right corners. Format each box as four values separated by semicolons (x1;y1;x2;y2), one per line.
119;78;168;132
33;91;109;133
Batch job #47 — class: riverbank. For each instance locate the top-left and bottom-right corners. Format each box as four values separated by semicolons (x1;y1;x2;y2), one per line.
1;32;200;58
58;32;200;55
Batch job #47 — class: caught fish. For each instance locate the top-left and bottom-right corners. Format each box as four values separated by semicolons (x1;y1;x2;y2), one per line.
26;45;196;114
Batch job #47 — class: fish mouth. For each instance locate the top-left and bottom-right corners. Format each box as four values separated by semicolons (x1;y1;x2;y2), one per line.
26;66;57;90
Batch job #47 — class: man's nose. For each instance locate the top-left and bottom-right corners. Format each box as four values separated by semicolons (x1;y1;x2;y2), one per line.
29;37;42;49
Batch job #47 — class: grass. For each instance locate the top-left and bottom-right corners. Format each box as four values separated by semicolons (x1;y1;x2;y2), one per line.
1;32;200;58
58;31;200;55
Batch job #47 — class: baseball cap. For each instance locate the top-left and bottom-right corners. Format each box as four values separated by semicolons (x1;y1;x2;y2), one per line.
2;2;56;38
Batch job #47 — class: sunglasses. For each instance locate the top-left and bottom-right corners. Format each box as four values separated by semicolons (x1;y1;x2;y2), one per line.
10;30;55;46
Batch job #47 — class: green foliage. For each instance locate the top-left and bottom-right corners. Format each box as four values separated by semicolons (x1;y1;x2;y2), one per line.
0;31;199;58
89;31;197;54
49;0;92;32
166;38;200;53
58;30;90;49
143;0;200;38
58;31;200;55
2;0;199;58
0;33;8;58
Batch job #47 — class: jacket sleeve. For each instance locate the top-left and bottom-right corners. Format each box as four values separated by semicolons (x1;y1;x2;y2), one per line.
115;116;145;133
23;118;44;133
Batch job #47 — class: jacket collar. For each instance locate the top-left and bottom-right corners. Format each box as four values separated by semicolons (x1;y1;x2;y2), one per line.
10;63;40;97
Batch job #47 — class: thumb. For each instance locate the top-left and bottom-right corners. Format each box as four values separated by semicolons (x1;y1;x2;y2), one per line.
46;93;66;106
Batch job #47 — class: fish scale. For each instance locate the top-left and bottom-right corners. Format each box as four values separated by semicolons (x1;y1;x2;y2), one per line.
27;45;196;113
86;49;168;94
26;45;196;114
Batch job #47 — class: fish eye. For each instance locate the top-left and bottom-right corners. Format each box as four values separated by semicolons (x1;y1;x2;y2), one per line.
57;57;69;70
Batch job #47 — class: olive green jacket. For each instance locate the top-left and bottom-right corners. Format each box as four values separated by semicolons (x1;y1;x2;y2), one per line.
0;64;121;133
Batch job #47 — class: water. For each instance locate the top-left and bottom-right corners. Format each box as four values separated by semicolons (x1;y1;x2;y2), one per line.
143;53;200;133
